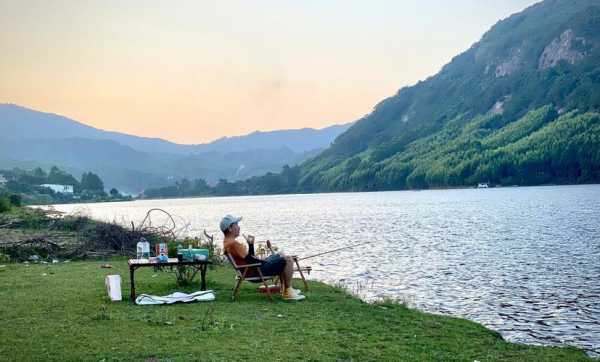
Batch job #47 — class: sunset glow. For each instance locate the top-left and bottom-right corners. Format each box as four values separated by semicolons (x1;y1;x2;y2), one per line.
0;0;538;143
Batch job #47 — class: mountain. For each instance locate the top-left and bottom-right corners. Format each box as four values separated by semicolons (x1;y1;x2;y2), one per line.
195;124;353;154
292;0;600;191
0;104;197;155
0;104;352;192
0;104;352;155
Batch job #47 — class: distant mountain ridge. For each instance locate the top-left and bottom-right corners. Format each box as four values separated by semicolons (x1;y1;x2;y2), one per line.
0;103;351;155
195;124;352;154
0;103;352;192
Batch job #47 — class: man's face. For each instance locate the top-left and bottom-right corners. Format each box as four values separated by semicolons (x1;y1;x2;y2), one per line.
228;222;240;237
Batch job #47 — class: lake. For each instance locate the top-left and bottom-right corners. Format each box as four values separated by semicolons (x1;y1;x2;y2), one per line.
50;185;600;356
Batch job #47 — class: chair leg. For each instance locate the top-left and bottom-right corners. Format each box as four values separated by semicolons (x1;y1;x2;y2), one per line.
294;258;309;292
232;267;252;301
232;277;243;301
257;269;273;301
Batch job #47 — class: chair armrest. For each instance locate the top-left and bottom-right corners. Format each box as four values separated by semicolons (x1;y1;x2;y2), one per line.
237;263;263;268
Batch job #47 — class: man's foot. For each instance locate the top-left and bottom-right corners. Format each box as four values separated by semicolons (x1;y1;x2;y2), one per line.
282;288;305;301
280;287;303;296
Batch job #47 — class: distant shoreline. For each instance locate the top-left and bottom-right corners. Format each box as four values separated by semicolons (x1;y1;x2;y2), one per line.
39;182;600;207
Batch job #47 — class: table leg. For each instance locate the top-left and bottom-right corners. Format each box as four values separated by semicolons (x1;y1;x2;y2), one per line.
129;266;136;303
200;264;207;291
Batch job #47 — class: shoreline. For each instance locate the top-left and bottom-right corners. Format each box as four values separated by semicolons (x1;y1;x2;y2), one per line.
36;182;600;207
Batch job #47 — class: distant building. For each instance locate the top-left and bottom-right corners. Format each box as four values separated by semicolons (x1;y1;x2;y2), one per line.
40;184;74;194
0;174;7;187
477;183;489;189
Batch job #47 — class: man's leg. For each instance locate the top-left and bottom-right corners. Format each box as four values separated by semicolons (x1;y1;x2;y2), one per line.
282;255;294;290
279;273;287;289
280;255;305;300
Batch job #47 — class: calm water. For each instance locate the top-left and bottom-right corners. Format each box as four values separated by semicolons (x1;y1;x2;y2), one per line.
51;185;600;355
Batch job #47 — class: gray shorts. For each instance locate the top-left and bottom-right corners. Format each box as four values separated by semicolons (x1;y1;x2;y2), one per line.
259;254;286;276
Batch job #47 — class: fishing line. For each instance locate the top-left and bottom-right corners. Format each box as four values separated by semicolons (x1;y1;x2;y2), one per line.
297;241;377;261
244;236;377;260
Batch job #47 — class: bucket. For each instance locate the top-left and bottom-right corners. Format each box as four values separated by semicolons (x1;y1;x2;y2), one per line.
257;284;281;294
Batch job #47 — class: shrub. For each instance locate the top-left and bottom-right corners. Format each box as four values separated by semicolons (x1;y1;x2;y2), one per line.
0;253;10;263
0;196;11;213
9;194;22;207
54;216;90;232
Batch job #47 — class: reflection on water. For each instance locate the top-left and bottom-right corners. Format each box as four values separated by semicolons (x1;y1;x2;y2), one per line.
52;185;600;356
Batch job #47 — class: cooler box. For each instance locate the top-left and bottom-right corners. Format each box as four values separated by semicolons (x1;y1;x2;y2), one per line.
180;248;209;261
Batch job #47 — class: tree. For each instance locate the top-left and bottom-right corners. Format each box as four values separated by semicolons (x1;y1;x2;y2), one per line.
9;194;22;207
80;172;104;193
32;167;46;179
48;166;79;187
0;196;10;213
109;188;120;198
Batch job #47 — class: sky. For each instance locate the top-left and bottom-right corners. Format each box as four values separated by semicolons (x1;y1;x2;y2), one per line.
0;0;539;144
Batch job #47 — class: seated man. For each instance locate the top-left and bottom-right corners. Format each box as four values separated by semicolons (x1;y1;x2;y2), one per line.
220;214;305;301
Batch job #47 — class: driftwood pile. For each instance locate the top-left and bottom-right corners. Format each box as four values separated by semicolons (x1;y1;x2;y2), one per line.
0;208;187;261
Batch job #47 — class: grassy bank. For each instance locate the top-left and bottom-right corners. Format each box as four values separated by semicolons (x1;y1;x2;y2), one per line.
0;259;591;361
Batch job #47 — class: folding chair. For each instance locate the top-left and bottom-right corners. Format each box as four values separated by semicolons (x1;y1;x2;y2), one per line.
264;240;312;292
224;252;280;301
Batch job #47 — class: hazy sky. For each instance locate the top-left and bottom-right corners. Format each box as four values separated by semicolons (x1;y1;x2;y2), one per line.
0;0;538;144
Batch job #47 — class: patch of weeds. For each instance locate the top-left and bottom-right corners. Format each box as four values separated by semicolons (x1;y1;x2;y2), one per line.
199;305;216;331
332;279;374;298
141;312;176;327
17;208;51;229
192;306;232;332
91;304;111;321
52;216;90;232
373;295;410;309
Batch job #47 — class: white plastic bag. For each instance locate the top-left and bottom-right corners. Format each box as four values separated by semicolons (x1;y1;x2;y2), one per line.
105;275;122;301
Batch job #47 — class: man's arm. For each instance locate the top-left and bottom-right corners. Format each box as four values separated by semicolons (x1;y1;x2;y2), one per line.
242;234;263;264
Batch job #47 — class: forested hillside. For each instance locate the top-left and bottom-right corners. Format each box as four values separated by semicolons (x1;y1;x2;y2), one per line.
295;0;600;191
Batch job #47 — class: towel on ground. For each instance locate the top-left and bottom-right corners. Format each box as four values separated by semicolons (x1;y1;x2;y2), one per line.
135;290;215;305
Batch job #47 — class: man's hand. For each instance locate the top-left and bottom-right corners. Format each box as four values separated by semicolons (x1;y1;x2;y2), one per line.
242;234;255;245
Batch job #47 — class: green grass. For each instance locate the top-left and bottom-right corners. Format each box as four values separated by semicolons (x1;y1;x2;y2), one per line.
0;259;591;361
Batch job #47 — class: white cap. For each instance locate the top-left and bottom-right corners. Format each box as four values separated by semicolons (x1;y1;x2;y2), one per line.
219;214;242;232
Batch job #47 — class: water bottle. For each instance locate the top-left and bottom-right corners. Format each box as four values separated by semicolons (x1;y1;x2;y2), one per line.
176;243;183;261
137;237;150;260
136;241;144;260
142;239;150;259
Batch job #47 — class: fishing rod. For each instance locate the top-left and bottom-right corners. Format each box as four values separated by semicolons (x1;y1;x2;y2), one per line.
297;241;376;261
241;234;376;261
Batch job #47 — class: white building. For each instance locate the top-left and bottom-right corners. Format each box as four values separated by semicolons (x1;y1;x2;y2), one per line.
0;174;7;187
40;184;74;194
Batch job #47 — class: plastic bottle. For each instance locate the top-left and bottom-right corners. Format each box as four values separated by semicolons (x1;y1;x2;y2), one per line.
137;237;150;260
136;241;143;260
177;243;183;261
142;239;150;259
